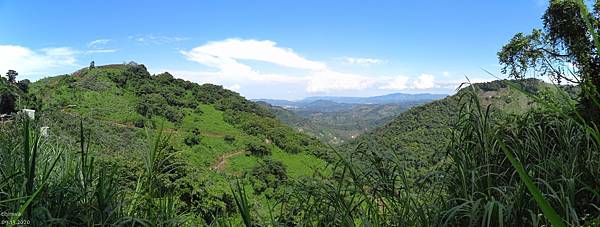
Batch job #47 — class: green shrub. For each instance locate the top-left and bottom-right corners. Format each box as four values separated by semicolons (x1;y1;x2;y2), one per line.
224;135;235;143
163;107;184;122
184;134;201;146
0;92;16;114
245;141;271;157
251;159;287;195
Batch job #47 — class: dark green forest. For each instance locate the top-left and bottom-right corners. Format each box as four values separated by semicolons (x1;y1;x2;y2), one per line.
2;0;600;226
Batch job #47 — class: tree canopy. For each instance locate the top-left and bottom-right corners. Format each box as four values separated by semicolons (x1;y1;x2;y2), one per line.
498;0;600;121
6;70;18;84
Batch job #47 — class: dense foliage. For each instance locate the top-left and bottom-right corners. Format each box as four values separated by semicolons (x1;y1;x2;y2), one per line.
0;70;37;114
251;159;288;195
245;141;271;157
498;0;600;123
223;109;330;159
439;90;600;226
0;117;188;225
0;75;18;114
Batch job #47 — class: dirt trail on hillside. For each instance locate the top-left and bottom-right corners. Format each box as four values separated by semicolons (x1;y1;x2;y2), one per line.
201;131;227;137
212;150;245;172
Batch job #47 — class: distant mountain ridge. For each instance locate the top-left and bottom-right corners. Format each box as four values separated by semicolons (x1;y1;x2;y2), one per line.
255;92;446;144
300;93;448;104
254;92;448;107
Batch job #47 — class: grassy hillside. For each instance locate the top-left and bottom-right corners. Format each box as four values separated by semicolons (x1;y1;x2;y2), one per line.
1;63;329;225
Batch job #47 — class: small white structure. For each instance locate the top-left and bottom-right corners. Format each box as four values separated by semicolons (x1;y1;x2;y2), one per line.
22;109;35;120
40;127;50;138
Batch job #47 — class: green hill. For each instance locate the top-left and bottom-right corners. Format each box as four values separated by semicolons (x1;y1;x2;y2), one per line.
344;78;553;173
11;63;329;223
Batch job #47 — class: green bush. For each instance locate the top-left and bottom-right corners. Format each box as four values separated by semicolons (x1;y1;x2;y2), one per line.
251;159;287;195
163;107;184;122
0;92;16;114
0;77;22;114
184;134;201;146
224;135;235;143
245;141;271;157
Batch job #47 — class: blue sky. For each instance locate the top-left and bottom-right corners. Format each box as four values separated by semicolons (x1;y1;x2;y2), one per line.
0;0;548;99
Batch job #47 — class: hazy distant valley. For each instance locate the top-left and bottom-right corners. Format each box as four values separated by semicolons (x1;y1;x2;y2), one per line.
254;93;446;144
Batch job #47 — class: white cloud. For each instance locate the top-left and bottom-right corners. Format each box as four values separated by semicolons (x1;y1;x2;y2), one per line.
180;50;305;84
181;39;384;93
86;39;116;54
158;68;303;86
412;74;436;89
442;71;450;77
181;38;334;93
227;84;241;91
436;78;495;90
306;70;376;93
343;57;384;66
379;76;409;90
180;38;461;95
88;39;111;48
130;35;188;45
182;39;326;70
436;80;463;89
0;45;78;75
379;74;464;91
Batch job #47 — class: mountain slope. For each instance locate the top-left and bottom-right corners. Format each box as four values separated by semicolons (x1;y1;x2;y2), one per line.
26;63;330;221
344;78;552;172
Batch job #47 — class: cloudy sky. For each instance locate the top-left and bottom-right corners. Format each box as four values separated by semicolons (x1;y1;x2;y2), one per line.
0;0;547;99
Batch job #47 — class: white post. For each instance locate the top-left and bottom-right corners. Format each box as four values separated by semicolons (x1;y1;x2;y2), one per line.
22;109;35;120
40;127;49;137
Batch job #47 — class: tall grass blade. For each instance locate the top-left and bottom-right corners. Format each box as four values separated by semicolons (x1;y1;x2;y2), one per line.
498;141;565;227
8;149;63;227
231;179;252;227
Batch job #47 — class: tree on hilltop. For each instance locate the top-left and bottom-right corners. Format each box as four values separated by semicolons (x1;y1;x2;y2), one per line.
498;0;600;122
6;70;17;84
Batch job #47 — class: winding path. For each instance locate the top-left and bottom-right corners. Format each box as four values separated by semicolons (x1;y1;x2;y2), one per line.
212;150;245;172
